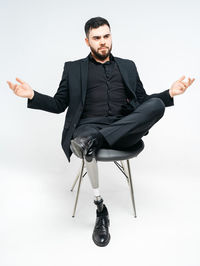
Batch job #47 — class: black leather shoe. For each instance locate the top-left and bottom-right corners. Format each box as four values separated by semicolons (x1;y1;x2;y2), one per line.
70;136;98;161
92;205;111;247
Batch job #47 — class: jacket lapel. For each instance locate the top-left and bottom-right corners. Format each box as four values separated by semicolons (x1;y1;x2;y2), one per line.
114;57;136;99
80;56;89;105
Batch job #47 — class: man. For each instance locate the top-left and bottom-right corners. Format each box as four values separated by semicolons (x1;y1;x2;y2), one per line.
7;17;195;247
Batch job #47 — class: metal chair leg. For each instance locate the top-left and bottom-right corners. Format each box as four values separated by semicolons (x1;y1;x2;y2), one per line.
71;163;87;192
120;160;129;184
120;160;125;171
126;160;137;218
71;165;82;192
71;159;137;218
72;159;85;218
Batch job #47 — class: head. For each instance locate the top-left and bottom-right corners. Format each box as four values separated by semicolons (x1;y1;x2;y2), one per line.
84;17;112;62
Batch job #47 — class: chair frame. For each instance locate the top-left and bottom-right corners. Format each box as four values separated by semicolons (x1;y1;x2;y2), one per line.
70;158;137;218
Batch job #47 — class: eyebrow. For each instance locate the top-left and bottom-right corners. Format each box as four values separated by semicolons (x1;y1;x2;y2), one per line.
92;33;111;38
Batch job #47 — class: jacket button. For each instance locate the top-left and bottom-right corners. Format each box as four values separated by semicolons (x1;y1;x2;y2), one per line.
73;123;76;127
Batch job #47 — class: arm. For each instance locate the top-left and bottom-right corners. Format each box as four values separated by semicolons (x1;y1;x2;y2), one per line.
7;62;70;114
132;61;195;107
133;62;174;107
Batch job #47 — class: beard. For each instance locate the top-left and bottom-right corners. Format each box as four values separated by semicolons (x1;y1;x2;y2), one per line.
90;44;112;61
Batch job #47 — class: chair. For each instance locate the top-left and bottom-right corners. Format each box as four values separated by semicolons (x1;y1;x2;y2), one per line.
70;139;144;218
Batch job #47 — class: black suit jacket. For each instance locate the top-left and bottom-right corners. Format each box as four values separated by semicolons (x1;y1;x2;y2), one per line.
27;54;174;162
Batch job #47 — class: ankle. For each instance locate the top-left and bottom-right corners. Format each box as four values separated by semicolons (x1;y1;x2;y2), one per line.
90;132;105;150
94;198;104;212
96;205;108;217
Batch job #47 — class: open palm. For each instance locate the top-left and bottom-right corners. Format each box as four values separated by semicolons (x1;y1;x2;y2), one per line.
170;75;195;97
7;77;34;99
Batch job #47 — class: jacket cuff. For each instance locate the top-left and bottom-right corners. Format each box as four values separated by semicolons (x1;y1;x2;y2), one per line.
27;90;39;108
162;89;174;107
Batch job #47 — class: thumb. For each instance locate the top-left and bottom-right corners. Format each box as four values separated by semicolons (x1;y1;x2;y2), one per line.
178;75;185;82
16;77;25;84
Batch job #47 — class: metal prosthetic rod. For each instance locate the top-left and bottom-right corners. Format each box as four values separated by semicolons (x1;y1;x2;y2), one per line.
85;158;104;212
85;157;99;189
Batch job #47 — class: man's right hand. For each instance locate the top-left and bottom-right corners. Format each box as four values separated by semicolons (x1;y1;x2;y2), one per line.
7;77;34;100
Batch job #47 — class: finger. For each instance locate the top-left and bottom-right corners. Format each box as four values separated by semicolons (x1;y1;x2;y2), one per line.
180;81;187;88
189;78;195;86
186;78;194;87
13;84;18;93
178;82;186;90
7;80;11;88
187;78;192;86
178;75;186;82
16;77;24;84
7;81;15;90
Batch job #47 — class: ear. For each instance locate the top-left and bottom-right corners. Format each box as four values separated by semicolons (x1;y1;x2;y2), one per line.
85;37;89;47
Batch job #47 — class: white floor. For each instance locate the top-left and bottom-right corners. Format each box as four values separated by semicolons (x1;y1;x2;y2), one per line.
1;137;200;266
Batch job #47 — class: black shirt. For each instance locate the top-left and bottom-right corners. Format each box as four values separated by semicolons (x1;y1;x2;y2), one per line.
81;53;132;118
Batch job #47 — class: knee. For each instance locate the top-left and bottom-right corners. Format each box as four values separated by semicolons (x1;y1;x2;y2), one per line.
148;98;165;118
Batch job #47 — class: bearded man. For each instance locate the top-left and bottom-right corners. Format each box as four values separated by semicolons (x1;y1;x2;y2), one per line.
7;17;195;247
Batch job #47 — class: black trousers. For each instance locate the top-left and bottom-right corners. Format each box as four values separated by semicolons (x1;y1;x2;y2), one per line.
73;98;165;150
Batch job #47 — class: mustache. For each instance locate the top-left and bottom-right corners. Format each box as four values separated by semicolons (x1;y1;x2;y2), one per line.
98;46;108;50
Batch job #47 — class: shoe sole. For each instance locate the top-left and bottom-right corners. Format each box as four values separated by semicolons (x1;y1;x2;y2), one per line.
92;233;111;247
70;139;84;159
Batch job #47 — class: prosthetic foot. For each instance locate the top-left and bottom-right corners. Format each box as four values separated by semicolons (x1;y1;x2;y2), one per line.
92;198;111;247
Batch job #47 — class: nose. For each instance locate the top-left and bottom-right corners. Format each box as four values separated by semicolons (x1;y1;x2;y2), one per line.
99;37;106;45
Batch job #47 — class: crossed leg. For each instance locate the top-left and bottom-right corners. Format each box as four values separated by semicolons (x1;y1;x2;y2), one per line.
71;97;165;246
72;97;165;199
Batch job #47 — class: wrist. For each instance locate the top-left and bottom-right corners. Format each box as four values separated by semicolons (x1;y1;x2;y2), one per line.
169;89;174;98
28;90;34;100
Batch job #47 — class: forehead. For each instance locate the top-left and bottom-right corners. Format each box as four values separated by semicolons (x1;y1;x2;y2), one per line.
89;25;111;37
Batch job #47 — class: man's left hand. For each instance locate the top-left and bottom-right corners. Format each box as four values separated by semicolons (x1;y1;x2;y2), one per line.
169;75;195;97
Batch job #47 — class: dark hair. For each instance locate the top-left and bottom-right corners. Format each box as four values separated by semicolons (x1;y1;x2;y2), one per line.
84;17;110;38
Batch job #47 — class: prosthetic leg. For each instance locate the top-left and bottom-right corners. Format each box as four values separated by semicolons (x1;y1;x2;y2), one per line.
85;158;111;247
85;158;102;203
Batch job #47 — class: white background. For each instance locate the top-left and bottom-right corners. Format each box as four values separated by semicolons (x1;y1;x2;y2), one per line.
0;0;200;265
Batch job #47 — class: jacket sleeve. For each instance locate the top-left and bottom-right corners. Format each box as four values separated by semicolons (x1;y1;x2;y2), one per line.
27;62;70;114
133;61;174;107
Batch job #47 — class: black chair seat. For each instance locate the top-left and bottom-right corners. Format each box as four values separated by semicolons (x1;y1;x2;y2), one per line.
96;140;144;162
71;139;145;217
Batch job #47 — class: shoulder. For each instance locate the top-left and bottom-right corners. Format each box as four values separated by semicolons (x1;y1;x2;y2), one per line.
114;56;136;67
114;56;138;73
62;56;88;72
64;56;88;65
